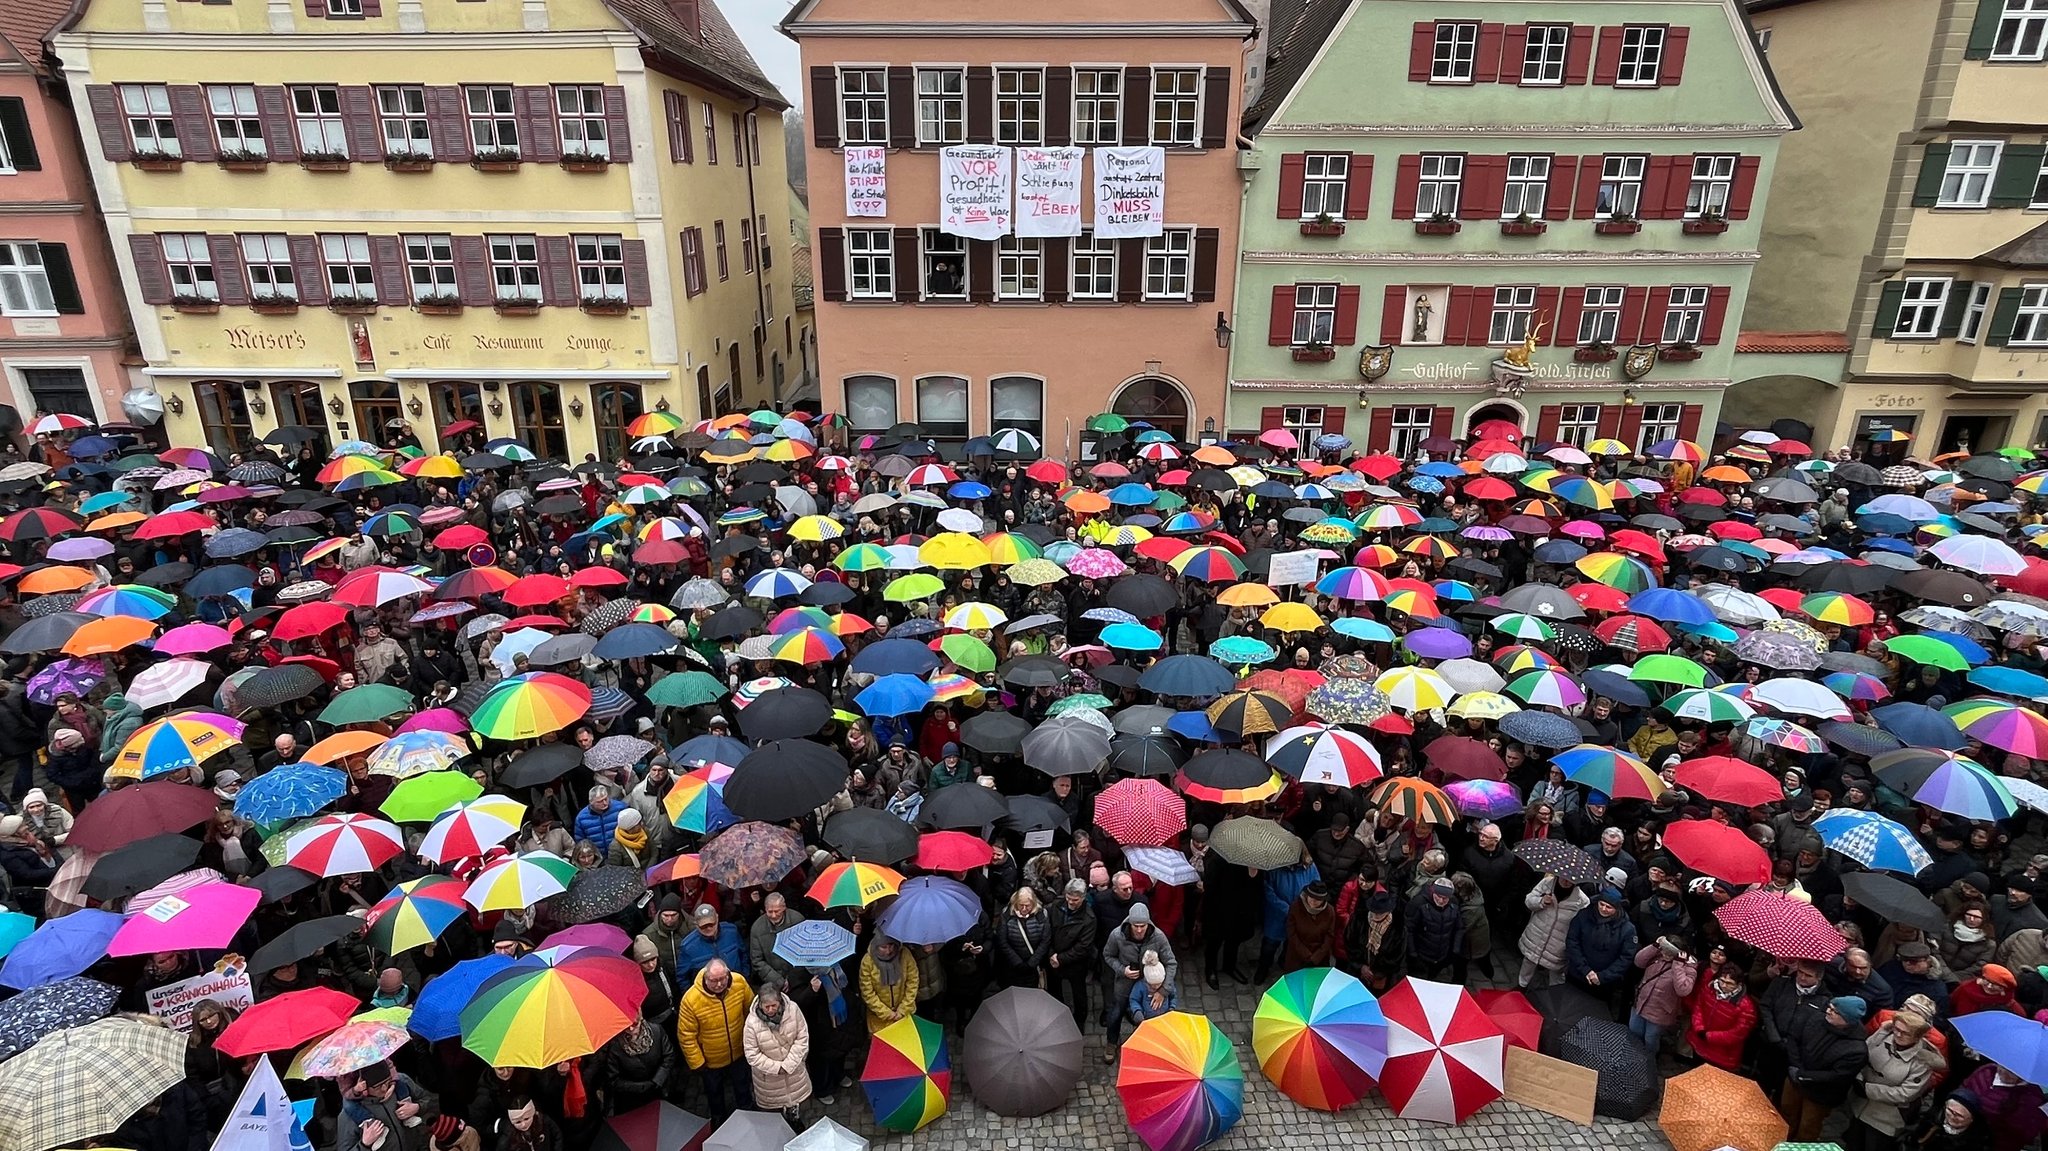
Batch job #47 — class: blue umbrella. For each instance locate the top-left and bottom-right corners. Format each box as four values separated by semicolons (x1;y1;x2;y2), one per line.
1167;710;1218;741
888;618;940;639
875;876;983;945
948;481;992;501
856;673;938;717
773;919;858;968
1532;540;1588;564
587;684;634;720
1207;636;1276;665
1499;710;1584;749
1627;587;1717;627
1106;483;1157;506
187;564;259;597
205;528;269;558
233;763;349;826
1855;512;1915;536
67;435;119;459
0;909;122;989
1403;629;1472;660
592;623;680;660
0;911;34;957
1332;617;1395;643
1082;607;1138;625
745;568;809;600
1137;654;1236;697
1581;668;1653;707
1951;1011;2048;1086
1919;631;1991;666
1968;665;2048;698
1405;475;1445;495
1101;622;1164;650
0;976;120;1060
1811;809;1933;875
412;954;517;1041
1417;462;1465;478
852;637;942;677
673;733;750;768
1869;703;1966;750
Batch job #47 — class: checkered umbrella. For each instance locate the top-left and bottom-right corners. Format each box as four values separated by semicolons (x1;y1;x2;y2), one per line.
0;1016;188;1151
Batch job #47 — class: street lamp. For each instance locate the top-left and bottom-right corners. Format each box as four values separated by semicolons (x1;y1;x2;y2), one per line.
1214;311;1233;349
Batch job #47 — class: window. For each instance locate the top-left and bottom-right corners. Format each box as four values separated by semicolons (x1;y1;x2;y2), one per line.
731;113;746;165
1523;25;1570;83
845;375;897;432
327;0;363;14
1074;69;1121;145
240;234;295;301
917;375;969;439
1150;69;1201;146
161;233;217;301
1488;285;1537;344
1556;404;1601;448
679;227;707;297
556;85;609;159
0;244;54;315
916;68;966;146
702;100;717;163
1577;286;1624;345
1144;228;1194;301
574;234;626;302
510;381;567;461
740;219;755;274
1637;403;1682;452
1416;153;1463;218
1389;405;1435;458
992;376;1044;440
1283;406;1326;454
998;235;1041;300
1686;154;1737;218
120;84;178;156
208;85;264;156
2031;151;2048;208
466;85;518;155
1617;26;1666;85
487;234;541;302
290;86;346;157
591;383;644;463
846;228;893;299
1663;285;1711;344
758;215;773;270
377;85;430;159
273;381;331;447
1301;153;1349;218
1939;140;2002;207
1890;277;1950;338
996;68;1043;146
192;381;253;458
1995;0;2048;60
747;112;760;165
1598;154;1646;219
1070;230;1116;299
1503;154;1550;218
403;234;455;301
714;221;728;281
2012;284;2048;345
840;68;887;146
1961;281;1994;343
1431;23;1480;81
1291;283;1338;346
322;234;375;302
921;228;967;299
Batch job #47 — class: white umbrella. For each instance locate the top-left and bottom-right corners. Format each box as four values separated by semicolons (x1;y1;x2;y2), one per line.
1435;657;1504;695
122;388;166;425
1929;534;2025;576
127;658;210;709
1123;846;1199;885
936;507;984;533
1751;677;1853;721
491;627;553;674
1693;584;1781;626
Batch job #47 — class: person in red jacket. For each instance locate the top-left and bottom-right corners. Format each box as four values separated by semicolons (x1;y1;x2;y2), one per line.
1949;963;2024;1018
1686;962;1758;1072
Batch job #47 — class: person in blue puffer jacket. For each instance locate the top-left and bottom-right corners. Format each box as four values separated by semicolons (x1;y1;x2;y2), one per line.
1256;850;1321;984
573;785;622;853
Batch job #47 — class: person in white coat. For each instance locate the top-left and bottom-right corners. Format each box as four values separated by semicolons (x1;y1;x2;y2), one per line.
1518;873;1590;989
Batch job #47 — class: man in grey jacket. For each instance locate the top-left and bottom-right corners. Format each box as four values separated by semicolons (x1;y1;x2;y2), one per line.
339;1060;440;1151
1101;903;1177;1059
747;892;807;987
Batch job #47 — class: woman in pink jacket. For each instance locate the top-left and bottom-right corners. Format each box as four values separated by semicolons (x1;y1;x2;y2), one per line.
1628;934;1699;1054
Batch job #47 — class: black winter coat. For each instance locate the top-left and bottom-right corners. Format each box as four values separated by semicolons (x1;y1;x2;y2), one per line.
1049;901;1096;970
1404;893;1465;964
1783;1011;1869;1105
995;908;1051;975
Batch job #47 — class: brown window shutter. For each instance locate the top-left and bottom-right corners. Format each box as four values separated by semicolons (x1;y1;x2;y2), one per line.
1380;286;1406;345
538;235;576;306
886;68;915;149
1276;154;1307;218
341;86;382;161
303;0;323;16
361;0;381;15
1661;27;1689;85
1200;67;1231;150
1619;286;1649;343
1465;286;1494;344
1269;285;1296;345
1565;26;1594;83
893;228;919;303
677;95;694;163
1369;407;1394;451
1503;26;1528;83
1663;155;1693;218
428;87;468;162
1444;285;1475;346
1475;24;1505;83
1618;406;1644;447
169;85;216;161
370;235;408;304
614;238;644;308
1641;155;1675;219
1546;155;1577;220
1117;238;1145;302
1430;407;1455;439
1593;27;1624;85
454;236;492;305
289;235;329;305
968;239;994;303
1122;68;1150;146
1728;156;1762;219
1461;155;1503;221
1346;154;1373;219
966;67;993;144
128;234;171;303
1322;405;1346;437
1409;23;1435;82
1677;404;1703;443
257;86;298;161
1259;407;1285;432
1045;68;1072;146
207;235;248;305
1333;285;1362;345
809;68;839;148
817;228;847;302
603;87;632;161
1596;405;1623;439
1535;405;1562;443
87;86;132;161
1042;237;1069;303
1193;228;1219;303
1533;286;1560;338
1701;286;1731;344
520;87;560;161
1573;156;1602;219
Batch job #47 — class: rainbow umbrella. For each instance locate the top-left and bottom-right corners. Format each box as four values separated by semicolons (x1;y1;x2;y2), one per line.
1116;1011;1244;1151
366;876;469;954
470;672;593;740
1914;757;2018;820
834;543;893;572
1251;967;1388;1111
1946;699;2048;757
464;850;576;910
75;583;178;620
1801;591;1875;626
660;763;736;835
421;796;528;862
1170;546;1246;583
1503;668;1587;709
113;712;243;779
1574;552;1654;593
1551;744;1664;800
980;532;1043;564
1444;779;1523;820
459;946;647;1068
769;626;844;665
1822;671;1891;703
807;861;903;909
863;1015;952;1132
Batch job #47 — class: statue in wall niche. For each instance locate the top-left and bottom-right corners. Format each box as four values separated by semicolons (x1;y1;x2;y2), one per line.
1412;294;1433;343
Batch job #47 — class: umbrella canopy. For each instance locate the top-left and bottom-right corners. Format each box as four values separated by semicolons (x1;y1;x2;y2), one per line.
1251;966;1388;1112
1093;778;1188;848
1472;988;1543;1053
1662;821;1770;885
1207;817;1303;870
1021;716;1112;777
0;1016;188;1151
704;1111;796;1151
1658;1064;1789;1151
1376;977;1505;1124
593;1101;711;1151
1115;1011;1245;1151
698;822;806;889
1812;809;1933;876
1840;871;1948;934
1558;1016;1659;1119
67;780;218;853
411;955;517;1042
460;947;646;1068
246;913;360;973
876;876;982;945
1715;890;1847;960
962;987;1085;1117
1950;1012;2048;1086
293;1019;411;1078
107;881;259;956
862;1014;951;1132
725;740;848;822
772;919;859;970
214;986;359;1056
0;977;119;1062
0;911;122;990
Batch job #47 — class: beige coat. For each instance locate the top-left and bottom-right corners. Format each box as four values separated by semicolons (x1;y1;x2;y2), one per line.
742;1005;812;1109
1847;1023;1937;1136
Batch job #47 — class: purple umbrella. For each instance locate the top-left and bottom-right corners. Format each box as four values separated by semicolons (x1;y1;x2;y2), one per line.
196;485;255;504
538;923;634;953
45;538;113;563
396;708;469;735
26;658;107;705
1459;525;1514;543
155;622;232;658
1445;779;1524;820
875;876;983;945
1402;628;1473;660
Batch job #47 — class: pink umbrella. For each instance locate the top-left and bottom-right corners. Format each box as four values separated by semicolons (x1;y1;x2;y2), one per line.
1377;977;1505;1124
286;813;406;876
398;708;469;735
47;537;114;562
1259;428;1299;451
109;881;261;955
155;622;234;657
539;923;634;953
1067;548;1127;579
131;867;227;908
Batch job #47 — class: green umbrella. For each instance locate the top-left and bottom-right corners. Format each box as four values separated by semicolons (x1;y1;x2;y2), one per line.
1047;693;1112;716
884;574;945;603
319;683;414;725
1086;413;1129;433
379;770;484;823
1627;653;1708;687
1886;634;1972;672
1152;490;1188;511
647;670;729;708
940;634;996;674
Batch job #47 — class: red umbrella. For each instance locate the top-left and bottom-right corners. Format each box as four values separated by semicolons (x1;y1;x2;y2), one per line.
1472;988;1541;1053
1661;821;1770;885
503;574;572;607
635;538;687;566
1353;455;1403;480
916;831;993;871
274;601;348;641
1377;977;1505;1124
1609;529;1667;562
214;987;359;1057
1593;615;1671;653
1240;670;1310;716
570;567;629;589
1674;756;1783;807
1093;778;1187;848
504;614;569;630
433;524;489;551
1463;477;1516;501
1714;890;1846;961
1567;582;1629;612
67;780;218;853
1420;735;1506;782
133;510;216;539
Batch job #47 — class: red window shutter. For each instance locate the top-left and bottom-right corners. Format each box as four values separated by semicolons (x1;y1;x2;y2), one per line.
1728;156;1762;219
1546;155;1577;220
1594;27;1625;85
1502;26;1528;83
1460;156;1501;221
257;86;298;162
520;87;561;162
1619;286;1649;344
1535;405;1562;443
1334;285;1363;345
603;87;632;161
127;234;171;304
1641;155;1675;220
1322;406;1347;436
1475;24;1506;83
453;235;493;306
809;68;839;148
1618;405;1644;448
1277;154;1307;219
361;0;380;15
1346;154;1373;219
1380;285;1406;345
817;228;846;303
1663;155;1694;218
1369;407;1396;451
1444;286;1476;346
87;86;131;161
1533;286;1560;339
1573;156;1602;219
1661;27;1689;85
1393;154;1422;219
1269;284;1296;345
303;0;322;15
1565;25;1595;84
1700;285;1732;344
1409;23;1436;82
1677;404;1703;442
1554;285;1584;345
370;235;408;305
1596;405;1623;438
1642;286;1672;344
1466;287;1495;345
288;235;328;305
1260;407;1285;431
1430;407;1455;438
342;86;383;162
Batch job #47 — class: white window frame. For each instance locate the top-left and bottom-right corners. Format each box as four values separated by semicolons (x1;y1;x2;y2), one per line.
120;84;178;156
1389;405;1435;458
487;233;542;303
996;67;1044;147
2030;151;2048;209
0;125;11;174
920;228;968;300
997;234;1041;301
1686;154;1738;218
240;233;296;301
403;233;456;301
1663;285;1711;344
1939;140;2002;208
1556;403;1601;449
1617;26;1666;86
990;376;1045;441
291;85;346;157
1502;154;1550;219
701;100;717;163
377;85;430;159
0;243;56;316
327;0;363;14
1489;286;1537;345
1416;153;1464;219
1598;154;1647;219
1431;22;1480;82
1283;406;1326;455
1995;0;2048;61
846;228;893;300
208;84;264;157
1291;283;1338;346
1891;277;1950;339
1074;68;1121;146
1960;280;1994;344
1301;153;1349;219
322;234;376;302
838;68;888;147
1577;285;1624;345
574;234;626;302
915;67;966;147
1143;227;1194;301
915;375;970;439
2013;284;2048;346
1523;25;1569;84
466;85;519;155
1638;403;1683;452
161;232;218;301
1070;230;1116;300
556;85;610;160
1150;68;1201;147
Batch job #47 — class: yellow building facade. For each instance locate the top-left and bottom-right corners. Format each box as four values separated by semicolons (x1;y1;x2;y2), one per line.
52;0;796;459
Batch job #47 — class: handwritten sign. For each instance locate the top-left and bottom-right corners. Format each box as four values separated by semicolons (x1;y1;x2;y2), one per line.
1266;550;1322;588
148;962;255;1031
1016;146;1084;237
939;145;1012;239
1502;1046;1598;1126
844;145;888;218
1092;146;1165;238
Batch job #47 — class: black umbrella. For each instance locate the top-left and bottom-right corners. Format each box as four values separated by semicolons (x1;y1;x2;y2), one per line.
233;664;326;710
1178;748;1271;796
461;451;515;470
699;603;764;641
1106;735;1183;778
579;599;639;636
998;655;1069;689
1558;1017;1660;1119
734;462;788;484
83;833;200;901
555;866;649;924
19;593;80;619
263;425;323;445
799;581;856;607
960;711;1031;756
725;738;847;821
708;535;760;561
500;743;584;788
1104;574;1176;617
1511;839;1601;884
1000;794;1072;836
534;494;582;517
1892;568;1994;607
248;914;361;972
1796;563;1894;595
1685;546;1753;574
133;563;197;589
1841;871;1947;934
249;865;320;905
0;611;90;654
736;687;833;741
0;977;120;1061
823;806;920;864
917;782;1010;831
1524;982;1612;1051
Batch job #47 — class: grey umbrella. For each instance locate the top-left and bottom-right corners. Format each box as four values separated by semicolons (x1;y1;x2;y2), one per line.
205;528;269;558
1111;704;1179;736
584;735;656;774
773;485;817;517
705;1111;796;1151
553;866;647;924
1731;629;1823;671
1558;1016;1660;1119
1208;817;1303;870
1020;715;1111;777
1959;454;2018;482
959;711;1031;756
964;987;1085;1117
530;632;597;666
1834;461;1883;486
1820;650;1892;678
1752;476;1819;504
0;612;90;654
1496;582;1585;620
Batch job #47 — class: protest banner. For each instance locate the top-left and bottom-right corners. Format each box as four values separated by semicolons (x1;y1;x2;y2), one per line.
148;961;254;1031
939;144;1012;239
1265;550;1322;588
1092;145;1166;238
844;146;887;218
1015;146;1084;237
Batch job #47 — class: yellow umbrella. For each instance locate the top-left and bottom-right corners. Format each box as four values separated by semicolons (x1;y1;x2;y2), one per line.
1217;584;1279;608
702;441;756;464
1261;602;1324;633
943;601;1007;631
788;515;845;542
1374;666;1456;712
919;532;993;570
1446;692;1519;721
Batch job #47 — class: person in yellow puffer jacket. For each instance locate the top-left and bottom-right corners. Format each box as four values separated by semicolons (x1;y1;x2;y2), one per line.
676;960;755;1118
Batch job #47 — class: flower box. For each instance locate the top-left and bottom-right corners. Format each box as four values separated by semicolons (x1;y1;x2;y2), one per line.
1291;346;1337;363
1574;345;1618;363
249;298;300;316
472;150;522;172
1682;217;1729;235
132;153;183;171
561;153;612;173
328;297;379;315
416;298;463;316
1594;219;1642;235
493;299;542;314
1413;218;1461;236
1299;219;1346;237
171;296;219;314
1658;345;1703;362
580;298;630;315
300;153;351;172
385;155;435;172
217;154;269;172
1500;219;1547;236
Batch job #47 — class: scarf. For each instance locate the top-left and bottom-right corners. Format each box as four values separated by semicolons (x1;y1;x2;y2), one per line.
613;824;649;855
869;940;906;987
814;965;849;1026
1953;921;1986;943
561;1061;587;1118
1365;912;1392;953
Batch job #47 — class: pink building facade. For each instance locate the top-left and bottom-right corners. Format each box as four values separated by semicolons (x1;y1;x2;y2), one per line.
784;0;1256;457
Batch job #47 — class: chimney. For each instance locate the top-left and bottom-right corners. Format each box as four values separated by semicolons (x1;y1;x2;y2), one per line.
667;0;701;40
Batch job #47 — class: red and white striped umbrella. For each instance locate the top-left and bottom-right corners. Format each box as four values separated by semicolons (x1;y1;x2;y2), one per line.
1093;778;1187;848
419;796;528;863
1377;977;1505;1124
285;813;405;876
1265;723;1385;788
332;570;435;608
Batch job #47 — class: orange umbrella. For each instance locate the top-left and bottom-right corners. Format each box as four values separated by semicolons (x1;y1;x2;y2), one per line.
1063;490;1111;515
1658;1065;1786;1151
86;511;147;532
303;729;391;766
62;615;156;656
20;565;96;594
1700;465;1753;484
1191;445;1236;466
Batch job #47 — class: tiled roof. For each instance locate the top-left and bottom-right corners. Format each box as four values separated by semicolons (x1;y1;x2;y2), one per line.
1979;219;2048;269
0;0;72;70
603;0;787;109
1244;0;1353;133
1735;330;1852;353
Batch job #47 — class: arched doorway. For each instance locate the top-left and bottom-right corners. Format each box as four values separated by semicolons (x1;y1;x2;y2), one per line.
1109;376;1190;441
350;379;404;446
1464;401;1527;440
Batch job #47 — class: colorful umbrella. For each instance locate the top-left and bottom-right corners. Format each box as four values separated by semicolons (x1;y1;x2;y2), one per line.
366;876;470;954
1443;779;1523;820
1367;777;1457;826
469;672;593;740
233;763;349;826
1264;724;1384;788
1251;967;1387;1111
1811;809;1933;875
661;762;736;834
1551;744;1664;800
463;850;577;911
1376;977;1505;1124
862;1015;952;1132
1116;1011;1244;1151
292;1019;411;1078
366;730;473;779
112;713;242;779
806;861;904;909
1913;757;2018;820
1658;1064;1789;1151
459;946;646;1068
284;813;405;876
0;1015;188;1151
420;796;528;862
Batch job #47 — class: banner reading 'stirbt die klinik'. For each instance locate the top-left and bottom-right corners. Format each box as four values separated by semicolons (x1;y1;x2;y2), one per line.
844;146;887;218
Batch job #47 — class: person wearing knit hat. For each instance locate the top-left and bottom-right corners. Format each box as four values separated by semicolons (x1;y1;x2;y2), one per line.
428;1115;477;1151
608;805;651;868
1829;994;1868;1024
1778;992;1876;1141
1564;885;1638;1008
16;788;70;848
1951;962;2021;1017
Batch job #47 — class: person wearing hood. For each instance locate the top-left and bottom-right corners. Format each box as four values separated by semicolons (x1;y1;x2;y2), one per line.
1565;887;1638;1006
676;959;754;1120
1517;873;1589;989
96;690;143;767
742;982;811;1128
1780;996;1874;1141
1102;903;1176;1058
1282;882;1338;972
1906;1091;1989;1151
858;934;918;1032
